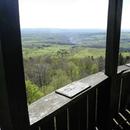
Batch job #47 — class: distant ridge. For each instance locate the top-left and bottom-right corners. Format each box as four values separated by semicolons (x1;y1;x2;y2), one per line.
21;28;106;33
21;28;130;50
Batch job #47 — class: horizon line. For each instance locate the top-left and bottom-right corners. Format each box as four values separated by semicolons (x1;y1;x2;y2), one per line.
21;27;106;30
20;27;130;31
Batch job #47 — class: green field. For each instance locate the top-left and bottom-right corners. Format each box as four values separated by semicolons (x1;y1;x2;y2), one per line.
23;45;106;59
23;44;130;60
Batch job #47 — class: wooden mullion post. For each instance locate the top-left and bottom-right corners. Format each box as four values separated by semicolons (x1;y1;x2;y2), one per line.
0;0;30;130
105;0;123;130
105;0;123;76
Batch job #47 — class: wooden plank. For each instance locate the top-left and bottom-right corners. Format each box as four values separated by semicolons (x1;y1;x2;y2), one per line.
111;75;122;115
117;65;130;74
117;68;130;113
30;125;39;130
68;101;81;130
119;75;128;112
68;96;88;130
0;42;11;129
56;109;67;130
97;79;110;130
56;81;90;98
29;93;70;125
79;96;88;130
121;72;130;110
0;0;30;130
97;75;122;130
88;89;96;130
40;118;55;130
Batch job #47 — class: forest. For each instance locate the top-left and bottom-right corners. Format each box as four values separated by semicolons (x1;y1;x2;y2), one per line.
21;29;130;104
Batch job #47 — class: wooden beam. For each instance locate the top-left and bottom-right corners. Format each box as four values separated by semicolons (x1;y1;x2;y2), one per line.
105;0;123;76
105;0;123;130
0;0;30;130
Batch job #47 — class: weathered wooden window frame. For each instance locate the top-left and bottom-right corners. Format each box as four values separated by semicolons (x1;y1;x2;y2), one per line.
0;0;123;130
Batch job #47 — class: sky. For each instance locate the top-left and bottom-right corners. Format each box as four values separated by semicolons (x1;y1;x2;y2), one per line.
18;0;130;29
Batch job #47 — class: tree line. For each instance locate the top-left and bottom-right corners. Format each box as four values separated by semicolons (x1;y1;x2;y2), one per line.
24;50;130;104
